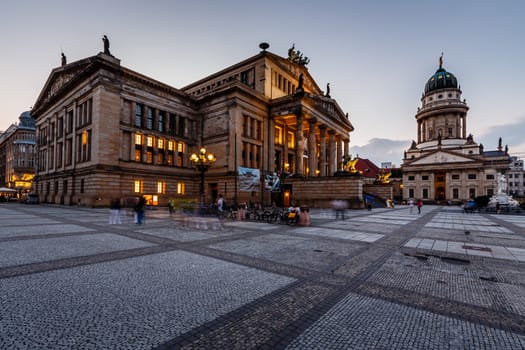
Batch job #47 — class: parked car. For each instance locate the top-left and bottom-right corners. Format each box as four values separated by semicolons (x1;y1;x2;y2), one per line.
23;193;40;204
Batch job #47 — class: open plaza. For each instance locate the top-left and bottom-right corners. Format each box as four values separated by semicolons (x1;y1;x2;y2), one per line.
1;203;524;349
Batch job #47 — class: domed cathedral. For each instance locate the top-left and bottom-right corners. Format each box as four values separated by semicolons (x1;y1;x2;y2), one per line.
401;55;510;203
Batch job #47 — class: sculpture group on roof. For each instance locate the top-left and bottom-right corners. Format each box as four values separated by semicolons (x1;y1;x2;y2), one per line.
287;44;310;65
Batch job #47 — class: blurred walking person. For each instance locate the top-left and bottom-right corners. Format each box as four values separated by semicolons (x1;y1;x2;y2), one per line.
109;198;122;224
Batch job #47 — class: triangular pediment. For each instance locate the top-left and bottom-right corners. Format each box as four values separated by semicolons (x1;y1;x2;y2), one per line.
409;150;477;165
33;54;118;116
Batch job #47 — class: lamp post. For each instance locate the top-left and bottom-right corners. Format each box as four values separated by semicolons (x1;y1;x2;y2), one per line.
190;147;216;205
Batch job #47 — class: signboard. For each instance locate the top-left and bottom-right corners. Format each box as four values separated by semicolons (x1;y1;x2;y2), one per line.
238;167;260;192
264;171;281;192
238;168;282;192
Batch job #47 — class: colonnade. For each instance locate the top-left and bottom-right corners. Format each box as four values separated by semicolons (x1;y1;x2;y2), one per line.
272;112;349;177
417;113;467;143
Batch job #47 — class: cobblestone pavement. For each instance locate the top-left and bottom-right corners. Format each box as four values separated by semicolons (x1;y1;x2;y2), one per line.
1;203;524;349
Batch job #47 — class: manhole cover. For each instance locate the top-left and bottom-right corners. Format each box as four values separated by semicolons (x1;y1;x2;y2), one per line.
462;245;492;252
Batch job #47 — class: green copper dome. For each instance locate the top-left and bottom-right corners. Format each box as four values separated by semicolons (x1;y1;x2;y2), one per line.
424;67;458;94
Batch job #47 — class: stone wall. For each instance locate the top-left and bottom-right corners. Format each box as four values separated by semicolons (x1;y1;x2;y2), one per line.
285;176;364;208
363;183;393;201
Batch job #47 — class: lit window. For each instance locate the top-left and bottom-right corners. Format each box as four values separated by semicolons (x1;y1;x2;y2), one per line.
82;130;88;145
177;182;185;194
157;181;165;194
135;150;141;162
135;134;142;145
275;126;283;145
168;141;174;151
158;138;164;149
134;180;142;193
287;131;295;149
147;136;153;147
147;151;153;163
177;142;184;153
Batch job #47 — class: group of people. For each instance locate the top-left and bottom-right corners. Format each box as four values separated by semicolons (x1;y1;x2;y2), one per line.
408;198;423;214
108;196;147;225
286;205;310;226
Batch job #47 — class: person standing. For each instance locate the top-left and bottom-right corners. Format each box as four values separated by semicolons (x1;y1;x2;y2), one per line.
409;198;415;214
217;194;224;212
416;199;423;214
135;196;146;224
238;202;246;220
109;198;122;224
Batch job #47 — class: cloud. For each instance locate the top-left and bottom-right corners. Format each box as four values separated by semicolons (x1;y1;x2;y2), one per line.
476;118;525;157
349;118;525;168
350;138;411;167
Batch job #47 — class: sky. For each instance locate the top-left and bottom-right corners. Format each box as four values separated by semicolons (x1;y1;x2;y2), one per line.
1;0;524;166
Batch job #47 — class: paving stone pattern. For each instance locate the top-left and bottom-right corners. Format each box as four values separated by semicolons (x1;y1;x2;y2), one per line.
1;204;524;349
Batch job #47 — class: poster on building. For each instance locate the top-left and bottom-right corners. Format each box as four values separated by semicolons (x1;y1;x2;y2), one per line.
264;171;281;192
238;167;260;192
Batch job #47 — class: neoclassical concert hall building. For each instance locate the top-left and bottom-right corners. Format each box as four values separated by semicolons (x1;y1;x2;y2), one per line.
402;57;510;202
31;42;354;206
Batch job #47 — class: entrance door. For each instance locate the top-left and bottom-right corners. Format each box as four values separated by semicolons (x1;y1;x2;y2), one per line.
434;171;446;201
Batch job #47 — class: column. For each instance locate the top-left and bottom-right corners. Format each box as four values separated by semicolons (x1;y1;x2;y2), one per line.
462;114;467;139
295;112;304;175
328;130;336;175
308;118;317;177
343;139;349;158
268;118;275;171
336;135;342;171
283;123;288;172
319;126;327;176
417;120;422;143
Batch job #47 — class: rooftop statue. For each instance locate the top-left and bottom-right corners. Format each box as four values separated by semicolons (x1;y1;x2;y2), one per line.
287;43;310;65
297;73;304;91
102;35;111;55
61;52;67;66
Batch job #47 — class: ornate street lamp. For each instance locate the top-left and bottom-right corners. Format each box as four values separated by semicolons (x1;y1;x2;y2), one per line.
190;147;216;205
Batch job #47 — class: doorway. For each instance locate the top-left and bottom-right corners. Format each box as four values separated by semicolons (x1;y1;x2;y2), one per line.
434;171;446;201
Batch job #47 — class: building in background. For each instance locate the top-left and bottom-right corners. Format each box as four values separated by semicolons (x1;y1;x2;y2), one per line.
0;111;36;198
508;156;524;197
31;42;354;207
401;57;510;203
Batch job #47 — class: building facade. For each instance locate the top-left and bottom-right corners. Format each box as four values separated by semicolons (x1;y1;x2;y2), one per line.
0;111;36;196
508;156;525;197
31;43;354;207
402;57;510;202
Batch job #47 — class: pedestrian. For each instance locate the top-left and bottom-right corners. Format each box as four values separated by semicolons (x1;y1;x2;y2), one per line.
365;195;373;211
238;202;246;220
217;194;225;212
134;196;146;224
332;200;346;220
416;199;423;214
409;198;415;214
168;199;174;216
109;198;122;224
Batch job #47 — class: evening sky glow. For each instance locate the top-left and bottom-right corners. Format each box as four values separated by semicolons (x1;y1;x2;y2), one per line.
1;0;524;166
